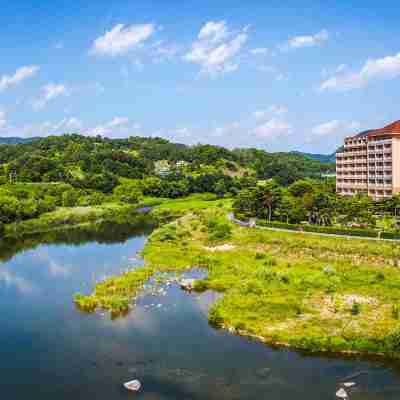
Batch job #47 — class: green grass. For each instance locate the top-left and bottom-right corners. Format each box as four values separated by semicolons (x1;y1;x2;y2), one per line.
75;206;400;358
153;193;232;211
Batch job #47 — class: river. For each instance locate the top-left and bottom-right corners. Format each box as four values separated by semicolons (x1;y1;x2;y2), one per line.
1;222;400;399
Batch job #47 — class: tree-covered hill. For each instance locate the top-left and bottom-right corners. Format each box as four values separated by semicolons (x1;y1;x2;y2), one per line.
0;137;39;145
290;151;337;164
0;134;334;190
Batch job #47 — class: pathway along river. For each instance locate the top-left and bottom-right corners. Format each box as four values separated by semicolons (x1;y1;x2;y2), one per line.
1;222;400;399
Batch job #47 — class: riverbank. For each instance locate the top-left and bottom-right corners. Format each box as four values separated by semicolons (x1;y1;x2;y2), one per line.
3;203;144;239
75;206;400;358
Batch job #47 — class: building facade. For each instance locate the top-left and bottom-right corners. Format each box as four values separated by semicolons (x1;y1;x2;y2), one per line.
336;120;400;199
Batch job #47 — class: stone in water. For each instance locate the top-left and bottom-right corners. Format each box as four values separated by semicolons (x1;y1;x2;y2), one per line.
124;379;141;392
336;388;348;399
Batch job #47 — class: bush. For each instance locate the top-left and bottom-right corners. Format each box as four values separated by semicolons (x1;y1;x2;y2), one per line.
113;184;142;204
385;326;400;351
193;279;208;292
208;305;224;327
0;196;20;223
206;218;232;242
351;302;361;315
255;252;265;260
62;189;80;207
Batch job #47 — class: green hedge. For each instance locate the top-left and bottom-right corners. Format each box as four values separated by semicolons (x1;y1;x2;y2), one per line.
381;231;400;240
256;220;379;238
302;224;378;238
257;220;299;231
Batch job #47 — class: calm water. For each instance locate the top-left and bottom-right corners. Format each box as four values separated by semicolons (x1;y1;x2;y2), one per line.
1;223;400;399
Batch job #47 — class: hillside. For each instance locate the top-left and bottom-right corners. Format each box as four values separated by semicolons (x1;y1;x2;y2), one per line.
0;134;334;189
291;151;336;164
0;137;39;145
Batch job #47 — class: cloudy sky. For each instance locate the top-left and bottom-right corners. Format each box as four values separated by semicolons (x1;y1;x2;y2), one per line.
1;0;399;153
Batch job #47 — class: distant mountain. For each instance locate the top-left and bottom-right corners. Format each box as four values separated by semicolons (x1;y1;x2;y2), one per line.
291;151;336;164
0;137;39;145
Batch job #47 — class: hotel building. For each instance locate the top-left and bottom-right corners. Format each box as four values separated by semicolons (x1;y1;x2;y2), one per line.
336;120;400;199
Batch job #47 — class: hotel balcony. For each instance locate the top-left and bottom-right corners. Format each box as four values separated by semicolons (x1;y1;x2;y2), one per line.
337;183;368;189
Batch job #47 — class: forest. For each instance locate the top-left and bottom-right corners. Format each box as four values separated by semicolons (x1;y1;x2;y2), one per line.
0;134;334;230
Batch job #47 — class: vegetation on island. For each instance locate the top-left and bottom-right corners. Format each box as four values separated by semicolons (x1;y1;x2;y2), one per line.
75;206;400;357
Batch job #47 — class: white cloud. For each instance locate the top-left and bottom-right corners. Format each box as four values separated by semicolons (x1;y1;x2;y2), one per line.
282;29;328;50
253;105;288;120
184;20;248;76
87;117;139;137
320;52;400;91
250;47;269;55
312;120;361;137
253;118;292;138
33;83;68;110
91;23;156;56
52;117;83;132
198;21;229;42
0;65;39;91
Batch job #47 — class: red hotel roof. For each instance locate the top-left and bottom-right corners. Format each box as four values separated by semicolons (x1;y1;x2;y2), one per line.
367;120;400;138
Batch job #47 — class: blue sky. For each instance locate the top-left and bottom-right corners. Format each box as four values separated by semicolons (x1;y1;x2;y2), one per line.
1;0;400;153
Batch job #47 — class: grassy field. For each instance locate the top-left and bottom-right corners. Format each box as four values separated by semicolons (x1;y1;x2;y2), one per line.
75;203;400;357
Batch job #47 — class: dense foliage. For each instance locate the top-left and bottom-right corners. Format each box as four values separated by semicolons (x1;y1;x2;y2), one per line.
233;179;400;231
0;134;334;231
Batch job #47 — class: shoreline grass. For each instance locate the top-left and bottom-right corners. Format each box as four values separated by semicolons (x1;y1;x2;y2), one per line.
74;204;400;359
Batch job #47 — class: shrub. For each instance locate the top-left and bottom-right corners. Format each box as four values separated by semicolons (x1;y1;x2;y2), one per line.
208;305;224;327
113;184;142;204
375;272;385;282
62;189;80;207
351;302;361;315
255;252;266;260
193;279;208;292
207;219;232;242
385;326;400;351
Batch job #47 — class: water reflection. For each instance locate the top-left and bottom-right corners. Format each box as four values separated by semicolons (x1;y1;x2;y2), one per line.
1;222;400;399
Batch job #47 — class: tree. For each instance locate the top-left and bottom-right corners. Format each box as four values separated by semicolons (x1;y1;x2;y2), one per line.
113;184;143;204
288;179;314;197
256;181;282;221
275;194;294;223
232;188;258;217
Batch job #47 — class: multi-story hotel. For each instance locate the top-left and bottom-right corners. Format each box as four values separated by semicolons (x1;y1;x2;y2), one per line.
336;120;400;199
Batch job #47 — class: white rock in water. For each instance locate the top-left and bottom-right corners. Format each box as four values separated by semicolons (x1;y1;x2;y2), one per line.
180;279;196;290
124;379;141;392
336;388;348;399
